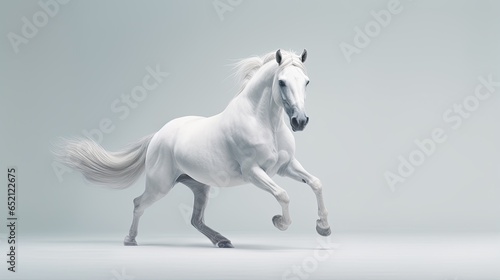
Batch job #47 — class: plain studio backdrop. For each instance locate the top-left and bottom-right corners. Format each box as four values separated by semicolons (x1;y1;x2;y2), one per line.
1;0;499;243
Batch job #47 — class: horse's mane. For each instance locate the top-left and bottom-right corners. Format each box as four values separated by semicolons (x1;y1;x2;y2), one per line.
233;50;306;95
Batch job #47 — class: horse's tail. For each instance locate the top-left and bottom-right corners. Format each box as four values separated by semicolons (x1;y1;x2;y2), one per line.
53;134;154;189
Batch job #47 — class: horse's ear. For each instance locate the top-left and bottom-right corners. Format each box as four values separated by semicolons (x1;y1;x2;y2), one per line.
276;49;282;65
301;49;307;63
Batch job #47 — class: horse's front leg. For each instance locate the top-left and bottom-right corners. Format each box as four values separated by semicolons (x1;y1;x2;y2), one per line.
280;158;331;236
245;166;291;231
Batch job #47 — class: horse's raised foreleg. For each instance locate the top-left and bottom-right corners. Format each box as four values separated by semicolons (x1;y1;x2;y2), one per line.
177;175;233;248
280;158;331;236
245;166;292;231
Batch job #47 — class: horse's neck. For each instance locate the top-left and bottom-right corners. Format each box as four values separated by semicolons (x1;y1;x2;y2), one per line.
231;62;284;130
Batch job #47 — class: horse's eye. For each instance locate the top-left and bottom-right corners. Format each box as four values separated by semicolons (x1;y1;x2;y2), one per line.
306;80;310;86
279;80;286;87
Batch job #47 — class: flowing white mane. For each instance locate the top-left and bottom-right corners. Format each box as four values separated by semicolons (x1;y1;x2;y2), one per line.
233;50;307;95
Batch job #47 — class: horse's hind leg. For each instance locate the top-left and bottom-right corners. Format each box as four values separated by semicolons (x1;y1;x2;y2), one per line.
177;175;233;248
124;175;174;246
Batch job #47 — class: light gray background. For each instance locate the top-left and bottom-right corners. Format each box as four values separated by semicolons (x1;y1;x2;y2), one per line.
1;0;499;240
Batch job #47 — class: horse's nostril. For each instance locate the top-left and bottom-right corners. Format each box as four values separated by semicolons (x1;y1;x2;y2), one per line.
305;117;310;125
291;117;299;128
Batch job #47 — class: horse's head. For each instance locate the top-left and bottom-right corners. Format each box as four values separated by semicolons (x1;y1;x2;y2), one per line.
273;49;310;132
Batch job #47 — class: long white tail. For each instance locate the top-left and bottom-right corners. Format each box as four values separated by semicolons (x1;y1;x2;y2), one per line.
54;134;154;189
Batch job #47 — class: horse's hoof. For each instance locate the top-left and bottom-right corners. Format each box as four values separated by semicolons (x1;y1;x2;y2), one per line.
124;236;138;246
316;224;331;236
272;215;289;231
217;240;234;248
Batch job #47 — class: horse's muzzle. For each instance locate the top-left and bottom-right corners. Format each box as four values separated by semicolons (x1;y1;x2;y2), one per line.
290;114;309;132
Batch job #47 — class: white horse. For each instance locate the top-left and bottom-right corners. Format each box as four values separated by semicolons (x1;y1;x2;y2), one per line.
56;49;331;248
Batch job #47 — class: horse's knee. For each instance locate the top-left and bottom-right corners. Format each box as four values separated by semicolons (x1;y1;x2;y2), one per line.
275;189;290;205
310;178;322;192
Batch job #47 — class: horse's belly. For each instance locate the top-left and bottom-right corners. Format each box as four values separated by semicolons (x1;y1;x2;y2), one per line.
176;152;245;187
173;120;245;187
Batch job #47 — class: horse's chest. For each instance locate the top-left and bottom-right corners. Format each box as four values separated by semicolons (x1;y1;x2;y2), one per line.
260;141;291;176
232;124;294;175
